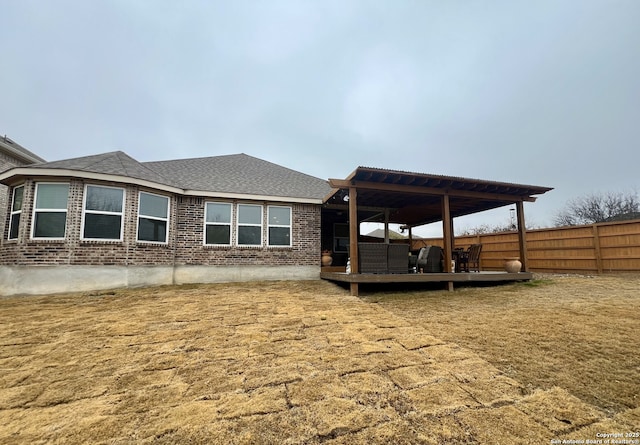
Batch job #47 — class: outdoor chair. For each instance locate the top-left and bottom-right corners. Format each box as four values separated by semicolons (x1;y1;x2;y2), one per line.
452;247;466;272
467;244;482;272
417;245;443;273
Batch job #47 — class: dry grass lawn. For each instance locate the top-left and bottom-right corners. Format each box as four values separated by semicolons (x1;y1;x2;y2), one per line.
1;275;639;444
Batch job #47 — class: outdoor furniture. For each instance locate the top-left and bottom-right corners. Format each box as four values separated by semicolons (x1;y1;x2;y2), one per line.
454;248;469;272
417;245;443;273
467;244;482;272
408;250;419;273
387;243;409;274
358;243;388;273
357;242;411;274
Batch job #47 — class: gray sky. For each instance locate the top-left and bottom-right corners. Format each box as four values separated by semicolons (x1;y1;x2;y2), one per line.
2;0;639;236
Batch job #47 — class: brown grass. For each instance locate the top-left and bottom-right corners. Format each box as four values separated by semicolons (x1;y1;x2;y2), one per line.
0;275;638;444
363;274;640;416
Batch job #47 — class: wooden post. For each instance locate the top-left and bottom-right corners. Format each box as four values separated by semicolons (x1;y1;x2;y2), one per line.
348;186;359;296
449;215;455;252
442;195;453;291
593;224;603;274
442;195;453;272
516;201;528;271
384;208;390;243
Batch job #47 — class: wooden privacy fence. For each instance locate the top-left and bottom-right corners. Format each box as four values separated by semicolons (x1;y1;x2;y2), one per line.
410;219;640;274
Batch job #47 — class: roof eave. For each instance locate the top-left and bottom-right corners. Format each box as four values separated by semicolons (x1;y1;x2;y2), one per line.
0;140;46;164
0;167;324;204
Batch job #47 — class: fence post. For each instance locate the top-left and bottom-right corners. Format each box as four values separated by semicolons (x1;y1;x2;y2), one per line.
593;224;603;274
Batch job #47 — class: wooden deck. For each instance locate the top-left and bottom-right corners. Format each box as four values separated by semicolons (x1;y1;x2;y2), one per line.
320;269;533;295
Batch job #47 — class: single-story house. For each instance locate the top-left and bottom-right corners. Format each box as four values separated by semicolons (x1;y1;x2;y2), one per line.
0;151;332;296
1;148;553;297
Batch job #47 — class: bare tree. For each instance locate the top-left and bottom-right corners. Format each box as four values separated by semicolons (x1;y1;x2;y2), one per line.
456;218;540;236
457;223;513;236
554;190;640;226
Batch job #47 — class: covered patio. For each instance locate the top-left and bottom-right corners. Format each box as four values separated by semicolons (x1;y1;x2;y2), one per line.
320;167;553;296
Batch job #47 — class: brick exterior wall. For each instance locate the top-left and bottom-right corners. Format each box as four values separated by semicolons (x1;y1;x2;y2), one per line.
0;151;30;241
1;178;322;268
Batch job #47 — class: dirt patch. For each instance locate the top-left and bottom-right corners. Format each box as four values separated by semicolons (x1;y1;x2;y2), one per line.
0;276;638;443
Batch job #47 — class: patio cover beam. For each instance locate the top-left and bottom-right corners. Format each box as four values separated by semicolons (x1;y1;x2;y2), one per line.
328;179;537;203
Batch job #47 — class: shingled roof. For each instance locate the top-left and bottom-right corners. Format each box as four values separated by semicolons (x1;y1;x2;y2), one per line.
144;154;331;200
28;151;175;186
0;135;46;164
0;151;331;202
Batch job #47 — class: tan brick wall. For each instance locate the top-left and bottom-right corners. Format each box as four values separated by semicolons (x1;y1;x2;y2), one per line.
2;178;322;269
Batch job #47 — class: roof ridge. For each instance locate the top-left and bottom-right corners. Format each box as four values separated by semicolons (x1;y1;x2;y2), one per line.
144;152;329;183
111;151;179;186
144;152;245;164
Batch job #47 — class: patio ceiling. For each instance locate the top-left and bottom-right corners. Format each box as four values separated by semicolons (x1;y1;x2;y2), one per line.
324;167;553;227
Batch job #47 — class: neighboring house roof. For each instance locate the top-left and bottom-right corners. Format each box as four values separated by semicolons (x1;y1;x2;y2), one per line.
0;135;46;165
365;228;408;240
603;211;640;223
0;150;332;203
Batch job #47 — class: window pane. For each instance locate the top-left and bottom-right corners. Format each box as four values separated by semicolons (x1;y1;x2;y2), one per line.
9;214;20;239
34;212;66;238
205;225;230;245
269;207;290;225
335;224;349;237
238;205;261;224
138;217;167;242
269;227;290;246
140;193;168;218
84;214;122;239
86;186;123;212
36;184;69;209
238;226;261;245
206;203;231;223
12;187;24;212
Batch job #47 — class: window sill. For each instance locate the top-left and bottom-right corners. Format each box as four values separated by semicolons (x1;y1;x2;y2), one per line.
28;238;66;243
80;239;123;244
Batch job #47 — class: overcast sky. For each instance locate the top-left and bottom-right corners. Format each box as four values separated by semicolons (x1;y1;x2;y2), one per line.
2;0;639;236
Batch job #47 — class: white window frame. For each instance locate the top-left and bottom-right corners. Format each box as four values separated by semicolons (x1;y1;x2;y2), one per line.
137;191;170;244
236;203;263;247
204;201;233;246
267;205;292;247
81;184;126;241
8;185;24;240
31;182;70;240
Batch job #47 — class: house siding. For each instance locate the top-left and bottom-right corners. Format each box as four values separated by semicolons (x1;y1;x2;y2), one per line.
1;178;322;294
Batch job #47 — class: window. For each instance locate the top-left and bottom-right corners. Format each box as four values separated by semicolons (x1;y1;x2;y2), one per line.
82;185;125;240
204;202;232;245
333;223;349;252
237;204;262;246
8;185;24;240
268;206;291;246
137;192;169;243
32;183;70;239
